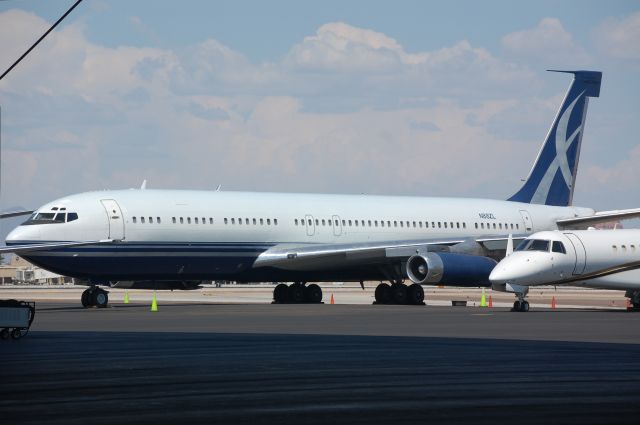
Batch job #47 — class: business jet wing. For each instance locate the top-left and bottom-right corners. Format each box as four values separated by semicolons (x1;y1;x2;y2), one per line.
556;208;640;229
0;210;33;219
252;236;525;271
0;240;112;254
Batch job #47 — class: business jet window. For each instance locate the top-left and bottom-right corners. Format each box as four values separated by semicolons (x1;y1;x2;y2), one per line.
516;239;550;252
552;241;566;254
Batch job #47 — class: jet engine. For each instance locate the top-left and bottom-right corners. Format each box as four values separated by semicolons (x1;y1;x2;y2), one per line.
406;252;497;286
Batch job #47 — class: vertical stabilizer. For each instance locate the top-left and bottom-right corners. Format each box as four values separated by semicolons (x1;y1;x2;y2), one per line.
508;70;601;206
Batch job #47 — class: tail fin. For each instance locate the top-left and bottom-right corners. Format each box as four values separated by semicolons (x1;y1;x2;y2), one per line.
508;70;601;206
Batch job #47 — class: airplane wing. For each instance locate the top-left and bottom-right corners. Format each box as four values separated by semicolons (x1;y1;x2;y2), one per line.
0;210;33;219
557;208;640;229
253;236;527;271
0;240;113;254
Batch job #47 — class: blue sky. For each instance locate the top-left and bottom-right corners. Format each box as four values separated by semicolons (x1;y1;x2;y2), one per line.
1;0;640;238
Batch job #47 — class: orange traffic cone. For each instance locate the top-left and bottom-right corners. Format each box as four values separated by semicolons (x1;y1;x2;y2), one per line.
330;294;335;304
551;296;557;309
488;295;493;308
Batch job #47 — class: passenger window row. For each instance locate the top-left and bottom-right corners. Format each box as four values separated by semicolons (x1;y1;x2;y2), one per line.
131;216;214;225
224;218;278;226
292;218;522;231
612;244;637;253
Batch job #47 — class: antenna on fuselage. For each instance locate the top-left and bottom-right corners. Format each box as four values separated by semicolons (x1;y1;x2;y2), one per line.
215;185;222;192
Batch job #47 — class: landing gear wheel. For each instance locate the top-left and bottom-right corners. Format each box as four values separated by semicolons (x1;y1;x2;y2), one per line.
512;300;522;312
374;283;391;304
92;289;109;308
407;284;425;305
81;289;92;307
304;284;323;304
391;283;408;305
273;283;289;303
1;328;9;340
11;329;22;340
521;301;530;312
288;283;305;303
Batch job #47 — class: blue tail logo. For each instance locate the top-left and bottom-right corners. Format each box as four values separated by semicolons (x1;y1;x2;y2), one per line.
508;70;602;206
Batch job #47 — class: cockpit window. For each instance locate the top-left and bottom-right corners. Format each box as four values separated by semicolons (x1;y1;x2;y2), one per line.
552;241;566;254
22;211;79;225
516;239;550;252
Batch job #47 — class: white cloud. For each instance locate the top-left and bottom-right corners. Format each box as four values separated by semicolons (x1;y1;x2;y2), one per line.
501;18;591;66
595;12;640;60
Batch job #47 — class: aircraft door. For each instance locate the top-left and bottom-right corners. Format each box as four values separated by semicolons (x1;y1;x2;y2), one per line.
332;215;342;236
564;233;587;275
519;210;533;232
305;214;315;236
100;199;125;241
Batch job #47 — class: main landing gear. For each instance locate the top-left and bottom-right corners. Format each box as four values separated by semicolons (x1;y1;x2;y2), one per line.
374;282;425;305
625;290;640;311
81;286;109;308
272;282;323;304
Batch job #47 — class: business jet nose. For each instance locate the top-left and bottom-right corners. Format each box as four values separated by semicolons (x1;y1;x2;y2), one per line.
489;256;526;284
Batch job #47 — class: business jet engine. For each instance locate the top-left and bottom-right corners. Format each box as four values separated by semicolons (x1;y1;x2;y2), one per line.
406;252;497;286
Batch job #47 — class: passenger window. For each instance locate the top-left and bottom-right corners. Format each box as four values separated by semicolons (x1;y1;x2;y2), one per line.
67;212;78;222
180;217;184;224
187;217;191;224
419;222;422;228
375;220;378;227
315;219;319;225
463;223;466;229
342;220;346;226
141;217;146;224
400;221;404;228
295;219;299;225
224;218;228;224
133;217;137;224
253;218;257;225
444;222;447;229
231;218;235;224
387;221;391;227
499;223;502;229
274;219;278;225
267;219;271;225
552;241;566;254
355;221;359;227
322;219;326;226
438;222;441;228
262;219;265;225
622;245;627;252
149;217;153;224
456;223;460;229
157;217;161;224
195;217;199;224
381;221;385;228
481;223;484;229
493;223;496;229
368;220;372;227
413;221;416;228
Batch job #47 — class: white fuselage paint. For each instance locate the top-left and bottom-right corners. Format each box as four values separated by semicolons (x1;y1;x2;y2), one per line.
490;229;640;291
7;189;593;245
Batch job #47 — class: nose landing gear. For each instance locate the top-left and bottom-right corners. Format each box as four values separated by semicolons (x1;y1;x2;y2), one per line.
511;288;530;312
81;286;109;308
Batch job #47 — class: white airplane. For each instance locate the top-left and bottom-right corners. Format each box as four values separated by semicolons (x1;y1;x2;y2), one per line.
490;228;640;312
2;70;638;308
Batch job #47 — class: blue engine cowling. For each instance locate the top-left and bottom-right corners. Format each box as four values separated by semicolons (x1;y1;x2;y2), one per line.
406;252;497;286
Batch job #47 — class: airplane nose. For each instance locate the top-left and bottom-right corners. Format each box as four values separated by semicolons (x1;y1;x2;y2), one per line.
5;225;40;245
489;265;514;284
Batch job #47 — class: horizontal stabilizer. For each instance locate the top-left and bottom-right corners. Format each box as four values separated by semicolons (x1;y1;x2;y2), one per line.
0;210;33;219
556;208;640;229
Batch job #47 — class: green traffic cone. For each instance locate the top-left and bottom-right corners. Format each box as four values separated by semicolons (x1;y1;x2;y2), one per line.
124;290;129;304
151;292;158;312
480;288;487;307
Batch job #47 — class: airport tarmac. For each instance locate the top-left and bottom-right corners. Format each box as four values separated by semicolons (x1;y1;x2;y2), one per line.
2;287;640;424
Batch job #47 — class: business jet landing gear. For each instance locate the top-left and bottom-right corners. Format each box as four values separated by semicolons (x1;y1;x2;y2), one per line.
374;282;425;305
272;282;323;304
81;286;109;308
511;289;530;312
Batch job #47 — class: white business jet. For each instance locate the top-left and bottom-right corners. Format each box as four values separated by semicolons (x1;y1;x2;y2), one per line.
3;70;639;308
490;228;640;311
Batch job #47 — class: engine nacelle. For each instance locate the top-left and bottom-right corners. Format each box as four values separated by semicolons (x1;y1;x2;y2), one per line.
406;252;497;286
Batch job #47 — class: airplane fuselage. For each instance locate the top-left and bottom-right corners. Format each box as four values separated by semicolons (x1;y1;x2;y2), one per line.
6;189;594;283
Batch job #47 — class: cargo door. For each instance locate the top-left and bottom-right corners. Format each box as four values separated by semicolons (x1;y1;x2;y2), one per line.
100;199;125;240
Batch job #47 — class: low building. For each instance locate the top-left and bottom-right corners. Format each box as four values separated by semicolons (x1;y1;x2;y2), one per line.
3;255;73;285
